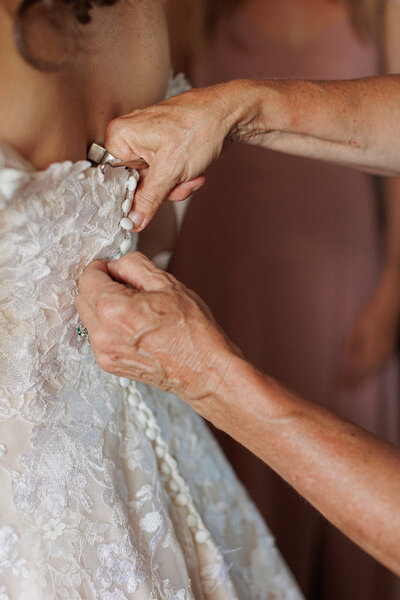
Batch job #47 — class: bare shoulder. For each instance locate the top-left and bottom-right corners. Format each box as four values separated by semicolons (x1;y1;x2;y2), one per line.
0;0;171;170
0;9;86;168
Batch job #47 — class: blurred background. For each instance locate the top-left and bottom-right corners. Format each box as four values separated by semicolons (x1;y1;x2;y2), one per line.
163;1;400;599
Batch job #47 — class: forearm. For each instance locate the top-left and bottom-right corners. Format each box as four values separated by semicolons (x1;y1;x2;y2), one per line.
199;351;400;575
228;76;400;175
78;251;400;572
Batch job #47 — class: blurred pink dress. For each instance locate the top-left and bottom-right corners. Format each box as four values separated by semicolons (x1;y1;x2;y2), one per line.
169;10;400;600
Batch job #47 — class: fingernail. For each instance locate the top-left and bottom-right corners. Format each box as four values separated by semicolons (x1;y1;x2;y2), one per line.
129;211;145;230
192;186;202;193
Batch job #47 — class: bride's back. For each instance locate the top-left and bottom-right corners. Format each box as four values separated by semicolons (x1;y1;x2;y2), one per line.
0;0;170;169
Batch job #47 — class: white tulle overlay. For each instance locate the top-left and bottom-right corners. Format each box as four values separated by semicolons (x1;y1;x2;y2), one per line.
0;81;303;600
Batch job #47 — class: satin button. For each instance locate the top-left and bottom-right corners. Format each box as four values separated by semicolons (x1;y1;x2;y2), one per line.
165;455;178;470
175;493;188;507
137;411;148;426
160;462;171;475
120;217;133;231
145;427;157;441
168;480;179;493
155;445;165;458
187;514;198;529
122;197;133;215
127;176;138;191
119;239;131;254
195;530;209;544
128;393;140;407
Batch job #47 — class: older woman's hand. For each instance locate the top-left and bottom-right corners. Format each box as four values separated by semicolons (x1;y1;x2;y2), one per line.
76;252;238;406
105;75;400;232
105;81;249;231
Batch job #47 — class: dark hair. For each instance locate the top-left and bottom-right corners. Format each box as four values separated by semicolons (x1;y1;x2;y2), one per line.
15;0;118;70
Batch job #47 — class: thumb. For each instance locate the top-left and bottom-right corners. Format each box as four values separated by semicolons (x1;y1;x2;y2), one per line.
128;157;180;231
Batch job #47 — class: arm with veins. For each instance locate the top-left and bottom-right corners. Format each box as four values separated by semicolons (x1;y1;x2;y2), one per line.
105;73;400;228
233;75;400;176
77;251;400;577
205;354;400;577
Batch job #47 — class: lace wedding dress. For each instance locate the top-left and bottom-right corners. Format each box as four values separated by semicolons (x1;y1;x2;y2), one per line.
0;83;303;600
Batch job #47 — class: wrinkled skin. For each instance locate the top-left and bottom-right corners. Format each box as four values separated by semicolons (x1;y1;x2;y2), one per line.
105;76;400;234
76;255;400;579
76;74;400;576
76;252;239;405
105;81;248;231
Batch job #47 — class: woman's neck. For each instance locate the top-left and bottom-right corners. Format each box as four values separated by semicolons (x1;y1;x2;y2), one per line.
0;0;170;169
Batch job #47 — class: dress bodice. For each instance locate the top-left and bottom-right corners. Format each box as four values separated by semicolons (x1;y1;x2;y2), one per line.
0;143;135;422
0;79;303;599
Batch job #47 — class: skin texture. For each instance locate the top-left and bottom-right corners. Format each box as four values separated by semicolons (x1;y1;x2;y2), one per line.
169;0;400;387
0;0;198;257
78;62;400;573
76;251;400;575
105;75;400;234
0;0;172;168
76;254;237;399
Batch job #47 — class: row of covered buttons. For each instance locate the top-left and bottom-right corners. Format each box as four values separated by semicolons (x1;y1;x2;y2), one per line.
87;142;138;260
119;377;211;545
87;142;211;546
114;172;139;260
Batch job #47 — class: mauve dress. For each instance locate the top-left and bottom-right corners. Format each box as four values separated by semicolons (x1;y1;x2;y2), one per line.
169;11;400;600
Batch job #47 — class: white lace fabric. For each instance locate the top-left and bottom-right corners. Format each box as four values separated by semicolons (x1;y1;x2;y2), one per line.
0;88;303;600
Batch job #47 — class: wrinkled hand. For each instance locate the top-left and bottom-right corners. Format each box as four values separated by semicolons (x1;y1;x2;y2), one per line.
342;272;400;387
105;82;241;231
76;252;238;406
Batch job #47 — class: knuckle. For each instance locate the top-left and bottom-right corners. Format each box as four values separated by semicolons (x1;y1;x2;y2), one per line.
118;302;133;324
105;117;122;138
159;272;177;290
96;296;131;328
156;289;179;312
105;120;134;161
146;269;176;293
96;297;117;325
